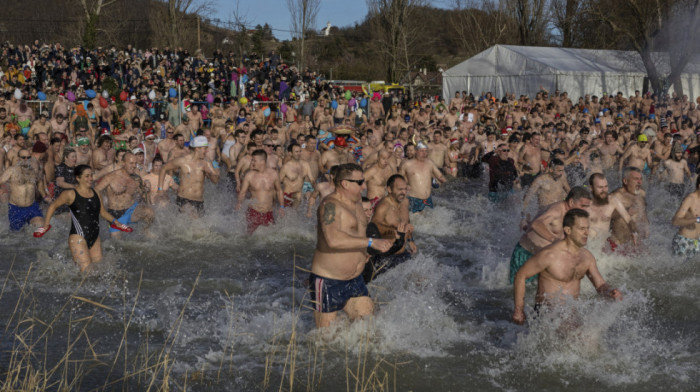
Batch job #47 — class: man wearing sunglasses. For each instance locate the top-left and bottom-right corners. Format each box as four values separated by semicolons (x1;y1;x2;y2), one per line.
309;163;394;328
0;149;49;231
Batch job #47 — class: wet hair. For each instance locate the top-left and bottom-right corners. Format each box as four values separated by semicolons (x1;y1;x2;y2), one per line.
386;174;406;188
333;163;363;187
563;208;589;230
97;134;112;147
565;186;592;202
152;156;164;166
287;143;300;152
549;158;564;168
622;166;642;181
251;149;267;160
589;172;606;187
62;147;75;161
74;164;92;178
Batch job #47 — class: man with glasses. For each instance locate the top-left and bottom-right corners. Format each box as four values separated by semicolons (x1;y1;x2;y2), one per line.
619;134;652;176
308;163;394;328
481;143;519;203
0;149;49;231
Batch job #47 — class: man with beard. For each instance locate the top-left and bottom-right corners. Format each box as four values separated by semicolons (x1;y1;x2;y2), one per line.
609;167;650;251
671;176;700;257
660;144;691;199
96;152;155;238
0;149;49;231
522;159;570;216
585;173;637;243
363;174;417;282
512;209;623;326
510;186;592;284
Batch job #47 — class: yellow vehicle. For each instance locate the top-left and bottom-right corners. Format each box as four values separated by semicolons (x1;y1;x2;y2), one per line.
362;81;405;95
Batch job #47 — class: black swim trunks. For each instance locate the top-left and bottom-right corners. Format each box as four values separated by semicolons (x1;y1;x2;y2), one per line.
176;196;204;215
308;273;369;313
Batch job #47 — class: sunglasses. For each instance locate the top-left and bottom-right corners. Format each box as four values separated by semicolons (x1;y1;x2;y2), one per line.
264;144;275;147
19;155;31;159
344;179;365;186
500;149;510;152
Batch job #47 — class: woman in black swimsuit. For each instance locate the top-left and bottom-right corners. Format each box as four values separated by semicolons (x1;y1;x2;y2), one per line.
40;165;129;272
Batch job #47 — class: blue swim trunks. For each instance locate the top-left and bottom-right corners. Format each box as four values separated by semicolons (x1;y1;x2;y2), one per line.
302;181;314;193
108;202;138;233
408;196;433;213
308;273;369;313
9;202;43;231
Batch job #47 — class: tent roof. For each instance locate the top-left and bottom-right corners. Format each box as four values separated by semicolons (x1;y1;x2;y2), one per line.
443;45;700;77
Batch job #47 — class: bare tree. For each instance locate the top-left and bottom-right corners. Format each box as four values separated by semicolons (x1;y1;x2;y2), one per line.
450;0;516;56
366;0;427;82
156;0;214;50
286;0;321;70
504;0;551;46
587;0;700;94
550;0;581;46
226;0;251;59
74;0;118;49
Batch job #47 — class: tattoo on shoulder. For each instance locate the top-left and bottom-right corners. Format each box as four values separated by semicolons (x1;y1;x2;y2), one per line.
322;203;336;225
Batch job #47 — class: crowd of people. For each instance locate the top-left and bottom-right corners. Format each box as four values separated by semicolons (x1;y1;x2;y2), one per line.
2;41;699;329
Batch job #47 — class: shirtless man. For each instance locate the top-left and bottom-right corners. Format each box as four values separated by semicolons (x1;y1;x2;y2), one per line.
0;149;49;231
92;135;114;171
619;134;652;175
427;130;448;171
364;150;394;203
660;145;691;199
585;173;637;244
225;130;247;191
96;152;155;238
518;132;543;188
167;134;189;161
597;131;624;170
300;135;321;181
609;167;650;250
522;159;570;216
279;144;314;208
510;186;592;284
28;113;51;139
157;128;177;163
158;136;219;215
308;163;393;328
512;209;623;325
236;149;284;233
50;114;69;136
671;176;700;257
364;174;417;282
75;137;93;166
320;137;353;172
399;142;447;213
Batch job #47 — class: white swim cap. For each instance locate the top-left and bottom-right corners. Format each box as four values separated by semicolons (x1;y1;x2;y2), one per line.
192;136;209;148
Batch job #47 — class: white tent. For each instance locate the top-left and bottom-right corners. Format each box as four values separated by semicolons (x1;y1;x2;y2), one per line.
442;45;700;101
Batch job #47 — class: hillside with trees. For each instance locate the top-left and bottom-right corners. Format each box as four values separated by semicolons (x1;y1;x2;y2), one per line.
1;0;698;95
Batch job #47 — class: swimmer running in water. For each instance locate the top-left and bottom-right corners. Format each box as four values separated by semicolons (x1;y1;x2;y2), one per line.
39;165;130;272
512;209;623;326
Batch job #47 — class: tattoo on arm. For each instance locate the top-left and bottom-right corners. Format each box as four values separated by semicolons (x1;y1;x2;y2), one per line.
322;203;336;225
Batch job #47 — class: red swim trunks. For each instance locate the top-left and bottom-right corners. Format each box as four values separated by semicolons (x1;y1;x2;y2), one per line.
246;207;274;234
370;196;381;212
283;192;295;208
